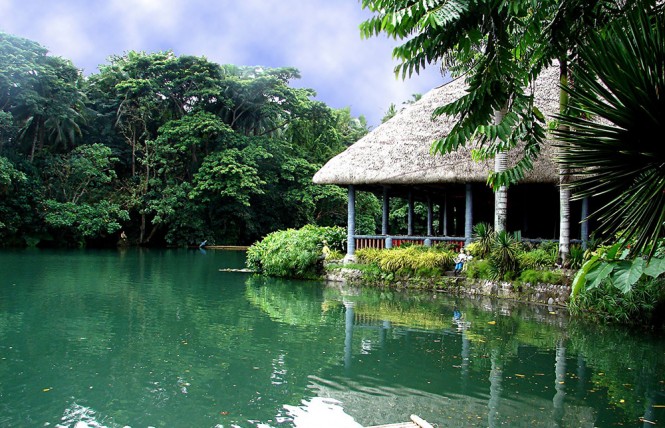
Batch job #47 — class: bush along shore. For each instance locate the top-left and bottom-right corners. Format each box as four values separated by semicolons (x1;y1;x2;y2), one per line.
246;224;665;328
323;244;574;308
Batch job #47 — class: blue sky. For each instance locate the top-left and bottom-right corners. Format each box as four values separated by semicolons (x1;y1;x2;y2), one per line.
0;0;446;127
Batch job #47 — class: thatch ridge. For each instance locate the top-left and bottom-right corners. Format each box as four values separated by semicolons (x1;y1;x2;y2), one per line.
313;66;561;186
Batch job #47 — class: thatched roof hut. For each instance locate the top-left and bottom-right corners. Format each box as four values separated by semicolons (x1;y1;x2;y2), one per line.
312;65;587;257
313;65;561;191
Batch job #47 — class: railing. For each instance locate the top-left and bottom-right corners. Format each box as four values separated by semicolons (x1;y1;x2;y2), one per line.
352;235;583;253
353;235;466;252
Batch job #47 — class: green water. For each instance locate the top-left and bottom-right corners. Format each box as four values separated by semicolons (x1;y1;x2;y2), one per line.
0;249;664;427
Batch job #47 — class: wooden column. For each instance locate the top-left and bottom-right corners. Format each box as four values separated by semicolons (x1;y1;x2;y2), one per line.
465;184;473;245
382;186;390;235
427;197;434;236
441;193;448;236
407;191;414;236
581;197;589;250
345;185;356;261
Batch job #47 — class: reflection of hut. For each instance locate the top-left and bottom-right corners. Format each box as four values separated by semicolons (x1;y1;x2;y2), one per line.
313;66;590;259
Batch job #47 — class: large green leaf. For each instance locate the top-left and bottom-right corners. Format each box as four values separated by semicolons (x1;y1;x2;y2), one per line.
611;259;646;293
644;257;665;278
571;254;599;297
585;262;614;291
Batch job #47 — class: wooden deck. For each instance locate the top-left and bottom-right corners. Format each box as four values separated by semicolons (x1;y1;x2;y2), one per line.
367;415;433;428
203;245;249;250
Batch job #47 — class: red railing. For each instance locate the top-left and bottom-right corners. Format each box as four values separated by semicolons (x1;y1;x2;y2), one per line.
353;235;466;252
355;237;386;250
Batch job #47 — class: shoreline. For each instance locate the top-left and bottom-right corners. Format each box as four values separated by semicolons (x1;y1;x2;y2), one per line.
324;268;571;308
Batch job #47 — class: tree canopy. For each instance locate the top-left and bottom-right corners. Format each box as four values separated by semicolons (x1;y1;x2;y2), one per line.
0;33;374;247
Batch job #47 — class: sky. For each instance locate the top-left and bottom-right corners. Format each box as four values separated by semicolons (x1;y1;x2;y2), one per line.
0;0;447;127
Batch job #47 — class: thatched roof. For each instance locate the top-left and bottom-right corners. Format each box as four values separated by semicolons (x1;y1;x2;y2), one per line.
313;66;561;189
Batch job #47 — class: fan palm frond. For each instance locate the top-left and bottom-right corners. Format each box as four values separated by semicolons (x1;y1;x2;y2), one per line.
555;7;665;257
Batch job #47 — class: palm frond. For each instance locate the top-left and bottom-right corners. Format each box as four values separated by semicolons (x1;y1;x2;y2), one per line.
555;7;665;258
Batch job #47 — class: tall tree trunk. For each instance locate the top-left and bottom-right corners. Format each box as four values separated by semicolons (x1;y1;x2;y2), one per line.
559;58;571;266
29;122;39;163
139;213;146;244
494;105;509;232
131;138;136;177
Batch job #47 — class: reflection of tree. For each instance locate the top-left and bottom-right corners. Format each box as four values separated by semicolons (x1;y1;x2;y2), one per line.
245;275;344;327
324;288;450;330
566;322;665;424
552;340;566;427
488;350;503;428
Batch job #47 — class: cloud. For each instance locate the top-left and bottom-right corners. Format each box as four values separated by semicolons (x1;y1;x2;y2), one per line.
0;0;448;126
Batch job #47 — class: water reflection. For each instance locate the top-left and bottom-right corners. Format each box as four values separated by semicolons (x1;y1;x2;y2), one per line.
1;250;663;428
247;279;665;427
344;301;355;372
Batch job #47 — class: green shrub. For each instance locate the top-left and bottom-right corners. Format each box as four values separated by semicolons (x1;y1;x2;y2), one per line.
246;225;345;279
537;240;559;255
541;270;565;284
465;259;492;279
356;246;455;276
519;269;541;284
316;226;347;252
464;241;482;258
472;222;494;258
326;249;344;261
489;230;521;280
518;248;557;270
570;277;665;325
568;244;585;269
356;248;383;265
518;269;565;285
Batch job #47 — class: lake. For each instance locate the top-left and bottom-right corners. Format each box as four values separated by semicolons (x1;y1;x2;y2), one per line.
0;248;663;427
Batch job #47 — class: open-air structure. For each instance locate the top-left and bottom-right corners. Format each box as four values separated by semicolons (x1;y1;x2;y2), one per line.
313;66;590;260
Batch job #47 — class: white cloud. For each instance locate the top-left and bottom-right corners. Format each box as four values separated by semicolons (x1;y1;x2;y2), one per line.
0;0;448;125
102;0;186;52
39;13;96;68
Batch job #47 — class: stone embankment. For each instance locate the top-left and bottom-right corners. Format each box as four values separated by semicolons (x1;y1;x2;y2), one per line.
325;268;571;307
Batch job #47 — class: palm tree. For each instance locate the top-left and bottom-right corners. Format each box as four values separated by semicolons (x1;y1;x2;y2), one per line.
360;0;652;262
361;0;553;233
555;7;665;258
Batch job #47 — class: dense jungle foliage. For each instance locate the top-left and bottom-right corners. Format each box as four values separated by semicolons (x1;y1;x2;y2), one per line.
0;33;380;247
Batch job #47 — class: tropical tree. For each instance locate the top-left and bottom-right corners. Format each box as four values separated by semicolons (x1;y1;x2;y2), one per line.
0;33;85;161
215;65;312;137
0;165;44;246
1;31;371;247
360;0;553;233
42;144;129;245
360;0;655;264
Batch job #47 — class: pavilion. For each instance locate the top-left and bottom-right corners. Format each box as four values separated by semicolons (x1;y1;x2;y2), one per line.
313;65;589;260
